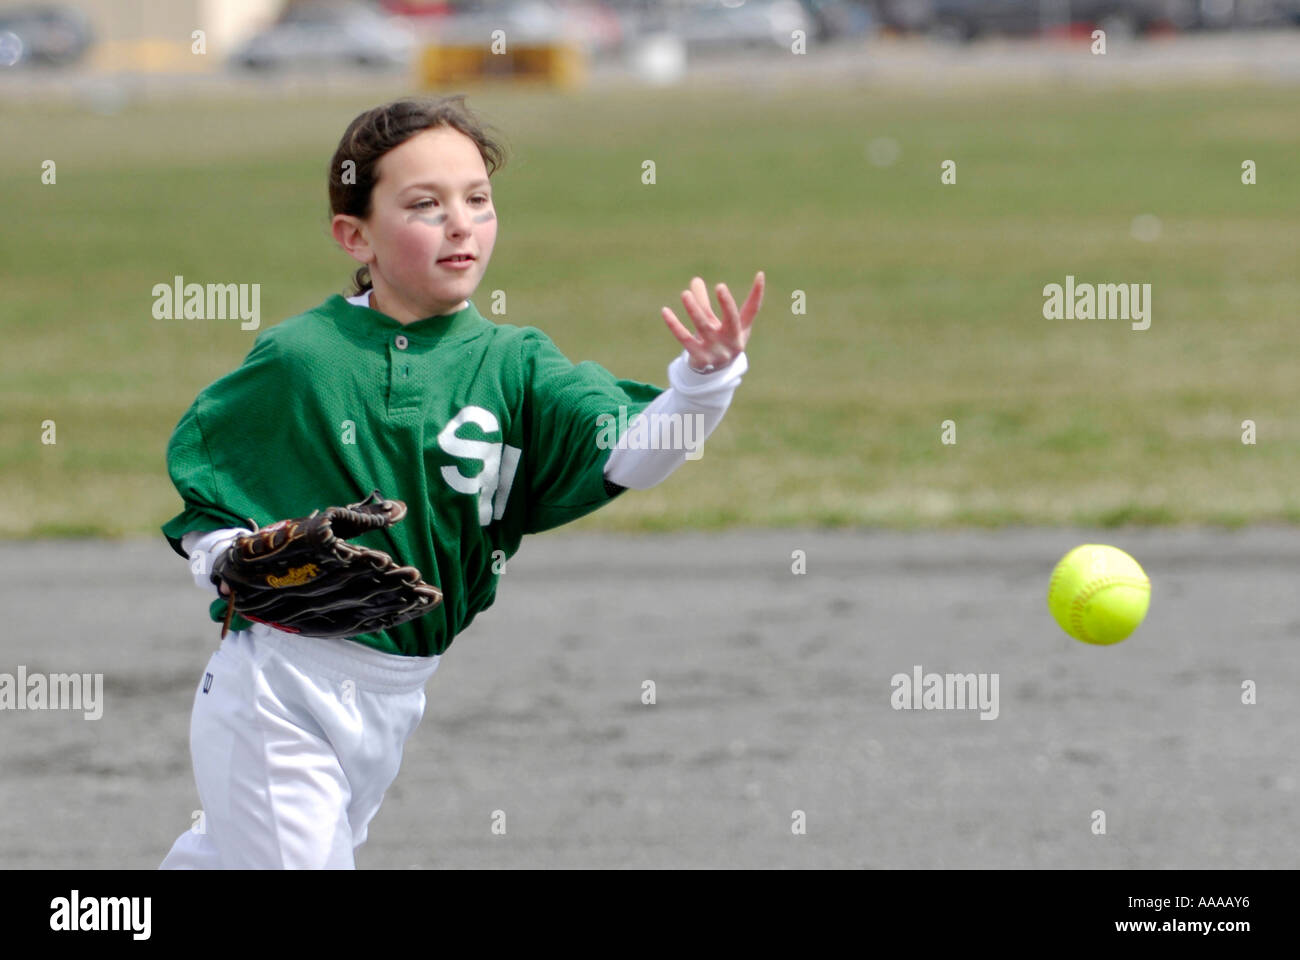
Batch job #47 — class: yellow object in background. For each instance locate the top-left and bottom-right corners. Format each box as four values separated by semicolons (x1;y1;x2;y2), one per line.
418;42;586;90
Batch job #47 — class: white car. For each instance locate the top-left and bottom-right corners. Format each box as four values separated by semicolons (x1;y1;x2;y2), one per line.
671;0;814;51
425;0;625;59
231;2;417;72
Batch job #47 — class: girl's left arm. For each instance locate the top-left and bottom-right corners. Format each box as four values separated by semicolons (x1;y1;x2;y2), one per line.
602;350;747;490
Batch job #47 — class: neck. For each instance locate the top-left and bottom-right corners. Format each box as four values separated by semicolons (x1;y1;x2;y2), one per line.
370;289;468;325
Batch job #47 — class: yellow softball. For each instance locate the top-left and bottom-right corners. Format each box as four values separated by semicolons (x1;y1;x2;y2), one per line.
1047;544;1151;645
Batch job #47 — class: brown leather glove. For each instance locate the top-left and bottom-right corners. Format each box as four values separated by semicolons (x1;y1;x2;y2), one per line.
211;490;442;640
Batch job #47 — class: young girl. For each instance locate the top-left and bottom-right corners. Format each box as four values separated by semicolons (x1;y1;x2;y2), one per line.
159;95;764;869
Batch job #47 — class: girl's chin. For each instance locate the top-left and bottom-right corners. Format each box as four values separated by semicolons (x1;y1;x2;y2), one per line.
429;287;475;307
412;277;474;298
423;273;476;292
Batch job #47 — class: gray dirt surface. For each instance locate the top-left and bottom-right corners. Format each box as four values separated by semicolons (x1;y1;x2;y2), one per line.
0;528;1296;869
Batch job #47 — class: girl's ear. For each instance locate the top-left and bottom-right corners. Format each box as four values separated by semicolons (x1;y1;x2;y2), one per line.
331;214;375;266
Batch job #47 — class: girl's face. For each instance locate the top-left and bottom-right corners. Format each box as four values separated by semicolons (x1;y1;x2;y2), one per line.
335;126;498;323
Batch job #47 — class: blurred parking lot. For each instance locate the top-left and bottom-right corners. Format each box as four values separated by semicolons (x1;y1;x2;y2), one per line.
0;0;1297;90
0;0;1297;108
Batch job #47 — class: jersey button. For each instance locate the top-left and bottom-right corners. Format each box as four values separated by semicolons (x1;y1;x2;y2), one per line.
395;335;409;350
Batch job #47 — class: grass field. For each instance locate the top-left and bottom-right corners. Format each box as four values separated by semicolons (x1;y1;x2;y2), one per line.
1;80;1298;536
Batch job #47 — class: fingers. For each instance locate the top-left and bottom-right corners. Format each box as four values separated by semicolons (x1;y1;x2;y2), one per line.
684;273;763;333
662;308;714;370
715;281;741;333
682;280;720;334
661;307;704;353
666;272;763;364
740;270;765;329
689;277;714;319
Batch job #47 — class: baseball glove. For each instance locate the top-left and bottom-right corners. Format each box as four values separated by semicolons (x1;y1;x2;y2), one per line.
210;490;442;640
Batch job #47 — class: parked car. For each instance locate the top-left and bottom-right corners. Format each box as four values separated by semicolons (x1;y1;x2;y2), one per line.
425;0;624;58
1189;0;1300;28
424;0;549;45
799;0;877;41
871;0;943;31
671;0;816;51
230;1;416;71
899;0;1198;41
0;4;93;67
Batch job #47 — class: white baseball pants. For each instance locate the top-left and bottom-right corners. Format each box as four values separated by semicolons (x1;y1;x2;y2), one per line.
160;623;440;869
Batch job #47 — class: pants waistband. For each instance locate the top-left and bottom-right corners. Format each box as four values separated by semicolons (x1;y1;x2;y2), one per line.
246;622;440;693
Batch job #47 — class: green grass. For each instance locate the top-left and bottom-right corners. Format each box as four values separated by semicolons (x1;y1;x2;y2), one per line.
1;81;1298;536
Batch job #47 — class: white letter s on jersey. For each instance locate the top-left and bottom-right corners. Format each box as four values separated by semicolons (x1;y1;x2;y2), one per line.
438;406;521;526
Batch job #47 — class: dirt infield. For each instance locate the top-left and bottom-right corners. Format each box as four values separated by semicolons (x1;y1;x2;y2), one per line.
1;527;1296;869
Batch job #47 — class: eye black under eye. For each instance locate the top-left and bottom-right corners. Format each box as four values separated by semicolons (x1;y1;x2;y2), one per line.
413;197;488;208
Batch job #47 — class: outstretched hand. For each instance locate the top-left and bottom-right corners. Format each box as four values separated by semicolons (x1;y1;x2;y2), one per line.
662;271;764;374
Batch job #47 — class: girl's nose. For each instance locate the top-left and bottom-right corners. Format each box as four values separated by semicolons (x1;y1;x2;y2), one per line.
445;203;473;233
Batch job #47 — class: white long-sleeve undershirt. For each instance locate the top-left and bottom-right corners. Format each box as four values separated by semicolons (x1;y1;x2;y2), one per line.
601;349;747;489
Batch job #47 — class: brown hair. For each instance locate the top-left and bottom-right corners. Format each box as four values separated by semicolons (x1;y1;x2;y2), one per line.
328;95;508;296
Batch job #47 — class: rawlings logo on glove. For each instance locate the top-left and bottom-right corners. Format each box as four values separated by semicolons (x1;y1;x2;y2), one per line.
211;490;442;640
266;564;321;588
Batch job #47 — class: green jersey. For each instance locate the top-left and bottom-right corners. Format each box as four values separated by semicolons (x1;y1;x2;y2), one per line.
162;294;664;657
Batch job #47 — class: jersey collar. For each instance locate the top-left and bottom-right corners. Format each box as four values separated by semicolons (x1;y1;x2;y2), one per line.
326;294;491;345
